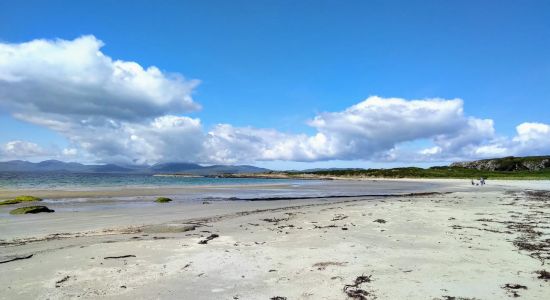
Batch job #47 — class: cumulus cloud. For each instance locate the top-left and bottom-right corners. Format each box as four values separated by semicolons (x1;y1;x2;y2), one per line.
0;36;547;165
513;122;550;153
206;97;499;162
419;121;550;161
0;36;203;164
27;114;206;165
497;122;550;157
82;115;205;165
0;35;200;123
61;148;79;158
0;140;50;159
205;125;323;163
308;97;479;159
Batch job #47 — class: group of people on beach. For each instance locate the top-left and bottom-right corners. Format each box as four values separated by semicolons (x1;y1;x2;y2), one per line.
471;177;486;186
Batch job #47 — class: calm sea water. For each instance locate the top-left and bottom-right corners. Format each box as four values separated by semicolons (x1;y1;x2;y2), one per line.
0;172;301;190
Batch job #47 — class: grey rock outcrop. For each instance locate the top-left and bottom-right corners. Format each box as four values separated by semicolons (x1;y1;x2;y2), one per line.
450;156;550;171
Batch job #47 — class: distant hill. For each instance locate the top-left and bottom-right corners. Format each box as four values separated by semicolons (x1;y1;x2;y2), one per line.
450;156;550;171
149;162;203;173
148;162;268;174
0;160;269;175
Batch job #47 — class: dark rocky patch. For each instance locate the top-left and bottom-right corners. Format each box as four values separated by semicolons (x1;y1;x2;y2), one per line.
55;275;70;288
312;261;347;270
439;297;479;300
535;270;550;280
198;234;219;244
261;217;288;224
104;255;136;259
313;224;339;229
9;206;54;215
332;214;349;221
0;254;33;264
343;275;374;299
502;283;527;297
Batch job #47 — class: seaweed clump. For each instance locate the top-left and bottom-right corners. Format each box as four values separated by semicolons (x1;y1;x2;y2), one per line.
0;195;42;205
9;206;54;215
343;275;374;299
536;270;550;280
154;197;173;203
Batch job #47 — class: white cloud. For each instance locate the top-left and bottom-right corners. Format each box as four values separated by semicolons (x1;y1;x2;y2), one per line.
307;97;476;159
472;143;509;157
0;140;50;159
514;122;550;143
47;115;205;165
0;36;548;165
204;125;325;163
206;96;499;162
433;118;495;152
420;146;442;156
62;148;78;156
0;35;200;123
0;36;203;164
419;121;550;161
511;122;550;155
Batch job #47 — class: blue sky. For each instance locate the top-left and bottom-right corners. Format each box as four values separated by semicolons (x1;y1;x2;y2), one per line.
0;1;549;169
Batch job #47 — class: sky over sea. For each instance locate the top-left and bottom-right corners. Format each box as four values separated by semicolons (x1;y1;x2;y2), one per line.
0;0;549;169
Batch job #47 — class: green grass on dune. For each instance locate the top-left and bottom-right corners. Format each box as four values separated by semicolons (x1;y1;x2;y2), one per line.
0;195;43;206
295;167;550;180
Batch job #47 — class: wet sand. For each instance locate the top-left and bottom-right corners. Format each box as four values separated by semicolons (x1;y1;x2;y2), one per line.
1;179;549;299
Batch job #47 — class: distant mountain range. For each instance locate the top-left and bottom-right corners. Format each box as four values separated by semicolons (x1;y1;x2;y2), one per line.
4;156;547;176
0;160;269;175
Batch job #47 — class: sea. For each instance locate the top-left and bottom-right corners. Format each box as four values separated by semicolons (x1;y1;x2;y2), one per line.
0;172;446;204
0;172;302;190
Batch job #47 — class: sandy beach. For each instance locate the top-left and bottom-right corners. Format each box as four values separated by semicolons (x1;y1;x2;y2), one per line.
1;179;549;299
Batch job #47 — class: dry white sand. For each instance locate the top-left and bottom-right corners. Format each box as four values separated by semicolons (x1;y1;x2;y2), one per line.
1;180;549;299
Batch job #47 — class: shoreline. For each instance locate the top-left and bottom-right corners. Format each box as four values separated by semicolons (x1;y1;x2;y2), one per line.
0;178;441;200
2;177;549;200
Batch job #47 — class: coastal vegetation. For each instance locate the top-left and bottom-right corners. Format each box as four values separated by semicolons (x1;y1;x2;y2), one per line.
211;156;550;180
9;205;54;215
154;197;173;203
300;166;550;180
278;156;550;180
0;195;42;206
